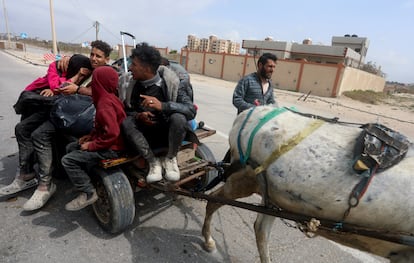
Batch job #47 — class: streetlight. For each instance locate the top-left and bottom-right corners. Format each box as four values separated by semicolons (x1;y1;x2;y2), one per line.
49;0;58;54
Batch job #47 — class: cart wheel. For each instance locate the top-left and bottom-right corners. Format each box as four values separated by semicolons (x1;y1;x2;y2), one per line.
182;143;218;192
91;167;135;234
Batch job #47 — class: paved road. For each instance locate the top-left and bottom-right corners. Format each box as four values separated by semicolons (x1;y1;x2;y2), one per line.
0;50;388;263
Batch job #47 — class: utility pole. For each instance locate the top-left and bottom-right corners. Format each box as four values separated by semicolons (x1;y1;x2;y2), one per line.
93;21;100;40
49;0;58;54
2;0;11;48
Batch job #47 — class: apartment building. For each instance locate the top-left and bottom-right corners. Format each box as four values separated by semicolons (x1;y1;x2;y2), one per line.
186;34;240;54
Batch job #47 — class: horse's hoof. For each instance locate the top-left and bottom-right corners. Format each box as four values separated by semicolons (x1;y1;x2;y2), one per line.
204;240;216;252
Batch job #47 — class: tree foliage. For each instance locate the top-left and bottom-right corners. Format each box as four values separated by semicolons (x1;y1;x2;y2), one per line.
361;61;386;78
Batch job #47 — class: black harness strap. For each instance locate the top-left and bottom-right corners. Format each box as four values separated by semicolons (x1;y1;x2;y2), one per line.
364;123;409;152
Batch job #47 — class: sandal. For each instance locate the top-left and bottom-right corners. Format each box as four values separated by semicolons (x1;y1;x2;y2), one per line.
0;177;38;197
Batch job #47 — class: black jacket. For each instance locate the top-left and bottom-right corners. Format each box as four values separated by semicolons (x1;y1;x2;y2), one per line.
126;66;196;121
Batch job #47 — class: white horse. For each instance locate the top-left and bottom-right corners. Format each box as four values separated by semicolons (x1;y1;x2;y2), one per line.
202;105;414;263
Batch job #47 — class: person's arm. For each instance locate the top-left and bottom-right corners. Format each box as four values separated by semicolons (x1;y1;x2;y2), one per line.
46;61;67;90
161;86;196;120
76;85;92;96
232;77;254;113
57;74;92;96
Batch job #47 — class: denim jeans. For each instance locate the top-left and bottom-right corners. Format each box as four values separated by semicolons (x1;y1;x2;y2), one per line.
61;142;119;194
15;111;49;174
122;112;187;159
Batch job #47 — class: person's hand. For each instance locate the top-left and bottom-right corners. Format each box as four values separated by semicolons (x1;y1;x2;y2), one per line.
78;134;91;144
57;56;70;72
80;141;90;151
58;83;78;95
140;95;161;111
40;89;54;97
135;111;156;126
254;99;260;106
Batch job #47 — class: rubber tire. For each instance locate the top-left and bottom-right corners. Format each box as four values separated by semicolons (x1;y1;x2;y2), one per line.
182;143;218;192
91;167;135;234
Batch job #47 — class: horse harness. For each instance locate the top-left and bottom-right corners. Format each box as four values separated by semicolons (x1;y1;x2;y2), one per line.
236;107;325;207
235;106;411;228
342;123;410;221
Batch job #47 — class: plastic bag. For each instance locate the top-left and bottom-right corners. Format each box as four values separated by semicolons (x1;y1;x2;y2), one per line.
50;94;95;137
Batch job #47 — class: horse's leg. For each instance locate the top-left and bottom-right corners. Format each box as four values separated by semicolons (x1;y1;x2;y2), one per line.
202;188;223;252
254;213;276;263
202;166;260;252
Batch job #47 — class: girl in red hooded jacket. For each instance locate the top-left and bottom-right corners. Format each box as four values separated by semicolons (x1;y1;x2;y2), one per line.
61;66;126;211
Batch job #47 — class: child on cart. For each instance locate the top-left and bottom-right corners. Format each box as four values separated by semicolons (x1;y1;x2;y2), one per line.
61;66;126;211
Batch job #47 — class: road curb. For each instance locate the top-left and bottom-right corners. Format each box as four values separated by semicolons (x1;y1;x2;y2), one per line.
1;49;48;68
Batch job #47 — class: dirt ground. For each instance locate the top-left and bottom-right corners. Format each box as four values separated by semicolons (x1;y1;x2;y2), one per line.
191;74;414;139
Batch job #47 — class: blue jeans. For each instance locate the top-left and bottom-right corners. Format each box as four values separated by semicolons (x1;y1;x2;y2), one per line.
61;142;119;194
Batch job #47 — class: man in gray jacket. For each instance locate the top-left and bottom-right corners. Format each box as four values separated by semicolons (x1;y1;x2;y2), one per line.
232;53;278;114
122;42;197;183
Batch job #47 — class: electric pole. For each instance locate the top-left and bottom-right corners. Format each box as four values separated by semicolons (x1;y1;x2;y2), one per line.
93;21;100;40
2;0;11;48
49;0;58;54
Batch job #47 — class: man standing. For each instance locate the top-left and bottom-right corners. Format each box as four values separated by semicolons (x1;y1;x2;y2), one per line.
232;53;278;114
122;42;197;183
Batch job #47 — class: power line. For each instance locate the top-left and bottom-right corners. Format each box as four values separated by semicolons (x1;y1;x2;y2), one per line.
68;0;94;23
70;25;94;43
67;0;122;44
100;23;122;43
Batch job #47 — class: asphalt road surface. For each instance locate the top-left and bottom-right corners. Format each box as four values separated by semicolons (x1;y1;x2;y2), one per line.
0;50;388;263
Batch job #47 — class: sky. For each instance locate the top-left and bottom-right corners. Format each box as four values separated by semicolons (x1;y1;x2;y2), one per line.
1;0;414;83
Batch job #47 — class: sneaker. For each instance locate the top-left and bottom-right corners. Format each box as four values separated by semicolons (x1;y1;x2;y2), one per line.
23;182;56;211
146;158;162;183
0;176;38;197
65;190;98;211
162;157;180;182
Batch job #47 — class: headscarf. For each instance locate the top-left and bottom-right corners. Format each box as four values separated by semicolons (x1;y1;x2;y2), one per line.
66;54;92;79
91;66;119;104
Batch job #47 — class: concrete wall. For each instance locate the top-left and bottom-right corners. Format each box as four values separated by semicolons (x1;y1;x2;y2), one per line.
272;60;302;91
299;63;342;97
340;67;385;94
221;54;245;81
204;53;224;78
0;41;24;50
183;49;386;98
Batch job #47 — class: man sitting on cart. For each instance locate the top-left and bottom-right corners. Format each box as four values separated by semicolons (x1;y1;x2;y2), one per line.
121;42;198;183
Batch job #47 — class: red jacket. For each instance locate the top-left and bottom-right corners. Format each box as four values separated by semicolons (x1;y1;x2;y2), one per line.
88;66;126;152
24;61;67;91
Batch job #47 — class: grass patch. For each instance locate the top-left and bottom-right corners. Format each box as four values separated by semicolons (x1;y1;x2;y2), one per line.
342;90;389;105
343;90;414;112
